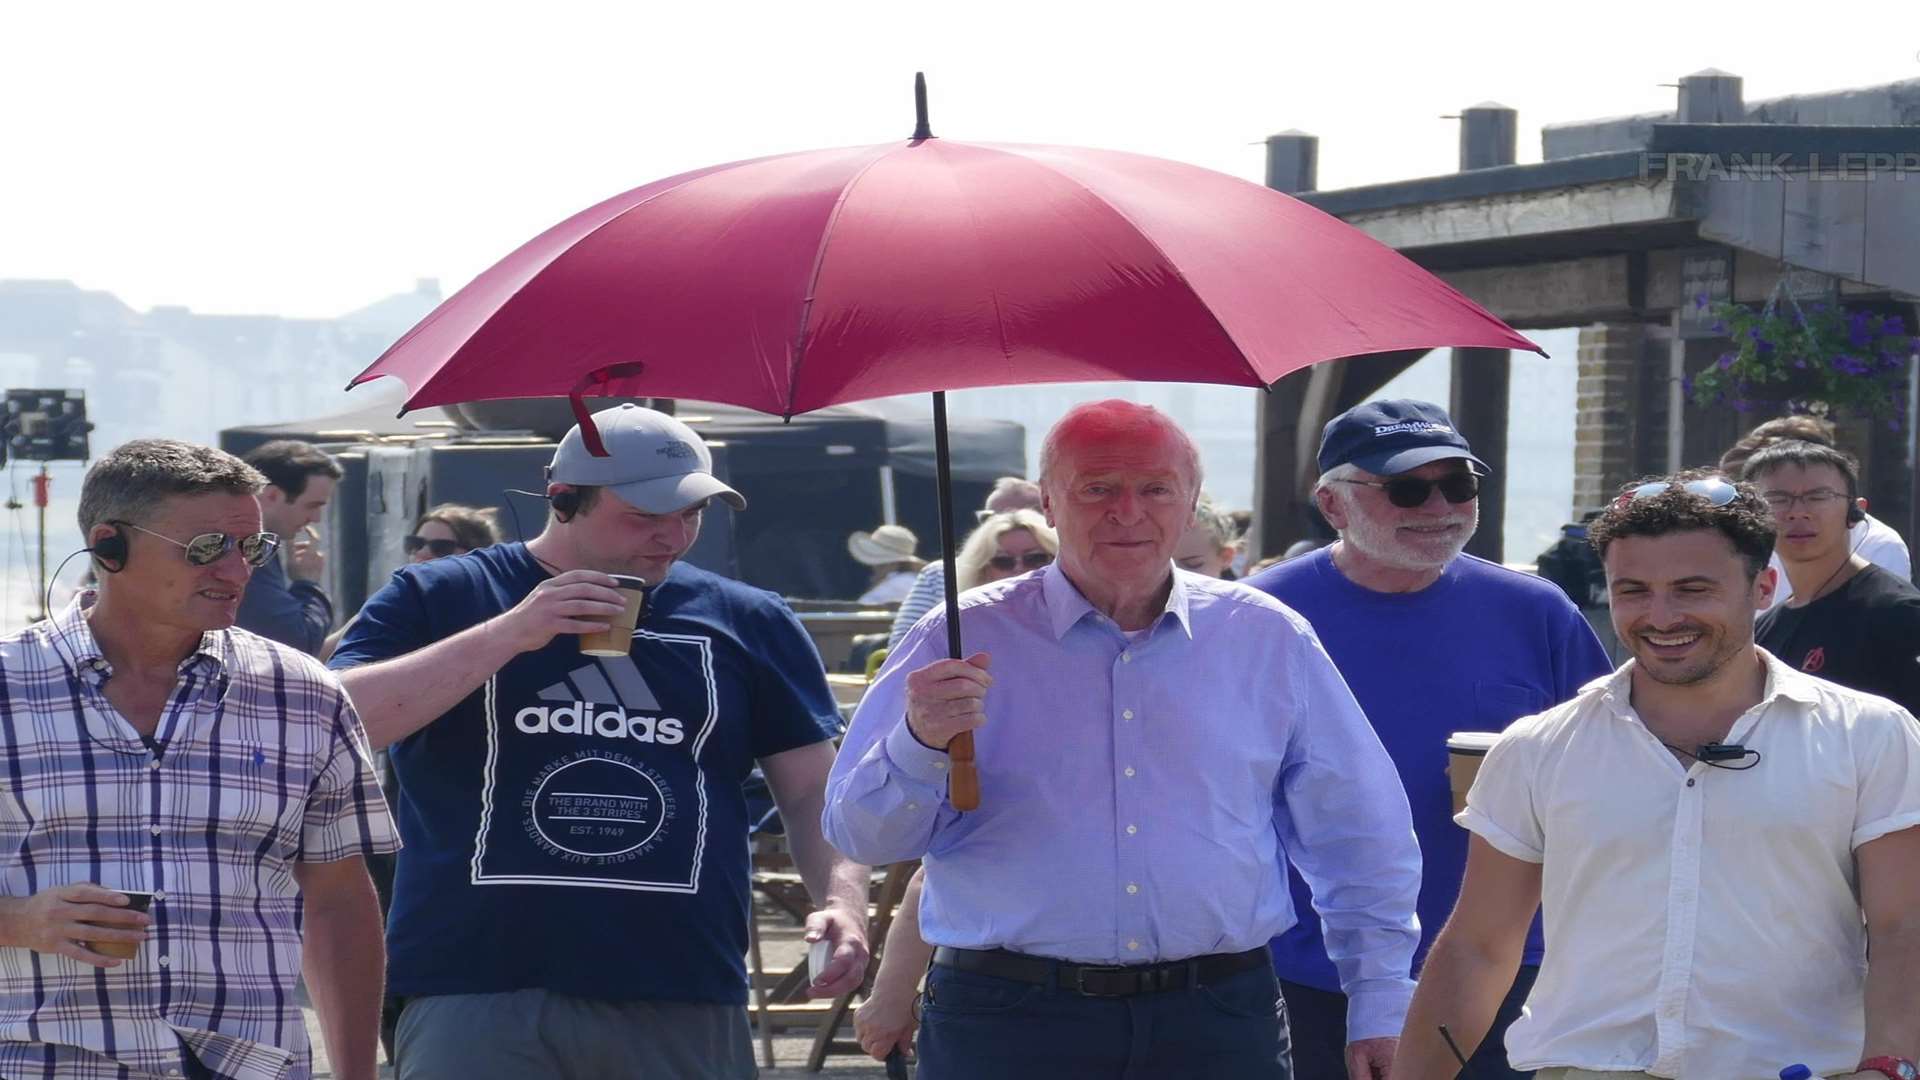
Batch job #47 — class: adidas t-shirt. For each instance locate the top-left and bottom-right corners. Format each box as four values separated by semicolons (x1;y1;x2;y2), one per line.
330;543;840;1004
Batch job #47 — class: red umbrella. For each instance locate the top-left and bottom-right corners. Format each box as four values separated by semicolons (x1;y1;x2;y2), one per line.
351;76;1539;808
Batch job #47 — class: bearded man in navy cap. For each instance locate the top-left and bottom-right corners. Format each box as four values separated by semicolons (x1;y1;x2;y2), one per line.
332;404;870;1080
1247;400;1611;1080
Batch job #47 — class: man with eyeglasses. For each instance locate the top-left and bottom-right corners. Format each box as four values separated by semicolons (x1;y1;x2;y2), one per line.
236;439;343;655
1246;399;1610;1080
1743;439;1920;718
1394;471;1920;1080
0;439;397;1080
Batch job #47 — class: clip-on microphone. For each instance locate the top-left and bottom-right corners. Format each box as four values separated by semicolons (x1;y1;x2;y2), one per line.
1696;742;1750;763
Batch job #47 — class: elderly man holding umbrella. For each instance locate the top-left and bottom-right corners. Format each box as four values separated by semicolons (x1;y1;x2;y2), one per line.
824;400;1422;1080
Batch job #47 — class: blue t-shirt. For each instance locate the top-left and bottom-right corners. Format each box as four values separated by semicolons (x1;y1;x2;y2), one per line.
1247;549;1611;992
330;543;839;1005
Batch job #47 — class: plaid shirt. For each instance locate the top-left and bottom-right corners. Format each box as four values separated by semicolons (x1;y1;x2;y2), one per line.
0;595;398;1080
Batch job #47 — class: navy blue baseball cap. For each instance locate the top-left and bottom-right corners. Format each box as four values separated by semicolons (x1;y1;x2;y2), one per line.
1318;399;1490;477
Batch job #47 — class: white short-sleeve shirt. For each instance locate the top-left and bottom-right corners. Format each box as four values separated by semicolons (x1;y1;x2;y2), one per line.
1459;649;1920;1080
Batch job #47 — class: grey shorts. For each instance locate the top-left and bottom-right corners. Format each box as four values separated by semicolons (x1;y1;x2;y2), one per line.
395;988;756;1080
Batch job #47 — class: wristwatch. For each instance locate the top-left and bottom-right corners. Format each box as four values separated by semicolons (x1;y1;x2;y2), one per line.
1858;1057;1920;1080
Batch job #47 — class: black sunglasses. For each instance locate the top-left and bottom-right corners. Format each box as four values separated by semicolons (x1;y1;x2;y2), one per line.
404;535;464;558
120;522;280;568
1616;477;1739;508
988;551;1053;572
1334;471;1481;509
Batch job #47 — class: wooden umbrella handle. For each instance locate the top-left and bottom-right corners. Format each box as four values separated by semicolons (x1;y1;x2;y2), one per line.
948;731;980;810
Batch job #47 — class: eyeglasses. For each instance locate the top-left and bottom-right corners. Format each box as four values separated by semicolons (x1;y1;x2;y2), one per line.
1333;472;1481;509
1616;477;1739;508
988;552;1053;572
118;521;280;567
404;535;464;558
1759;488;1847;513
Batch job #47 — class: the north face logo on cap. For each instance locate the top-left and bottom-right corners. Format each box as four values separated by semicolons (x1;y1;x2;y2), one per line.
1373;421;1452;438
655;440;696;461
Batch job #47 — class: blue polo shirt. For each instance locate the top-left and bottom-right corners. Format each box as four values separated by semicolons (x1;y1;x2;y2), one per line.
331;544;839;1005
1247;549;1611;991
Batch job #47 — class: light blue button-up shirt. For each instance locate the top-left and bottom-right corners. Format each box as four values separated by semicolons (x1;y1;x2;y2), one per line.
823;565;1423;1038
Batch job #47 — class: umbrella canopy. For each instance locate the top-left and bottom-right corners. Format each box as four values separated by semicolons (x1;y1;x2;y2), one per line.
349;81;1541;810
350;140;1535;421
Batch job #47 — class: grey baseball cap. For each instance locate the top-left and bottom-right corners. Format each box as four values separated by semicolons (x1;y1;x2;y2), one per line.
548;404;746;514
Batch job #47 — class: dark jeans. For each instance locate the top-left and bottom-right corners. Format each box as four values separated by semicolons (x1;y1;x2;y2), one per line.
1278;964;1538;1080
915;959;1292;1080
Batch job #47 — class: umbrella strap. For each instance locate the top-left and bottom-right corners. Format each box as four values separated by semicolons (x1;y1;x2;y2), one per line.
567;364;644;457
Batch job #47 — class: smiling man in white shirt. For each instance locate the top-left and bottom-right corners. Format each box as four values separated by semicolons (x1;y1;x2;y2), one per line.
1393;470;1920;1080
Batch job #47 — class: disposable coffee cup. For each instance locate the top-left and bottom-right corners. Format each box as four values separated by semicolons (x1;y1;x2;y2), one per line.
580;575;648;657
1446;732;1500;816
83;889;156;960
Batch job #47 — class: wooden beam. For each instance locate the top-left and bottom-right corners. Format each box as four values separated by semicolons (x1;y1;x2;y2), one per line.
1437;256;1638;329
1451;349;1510;562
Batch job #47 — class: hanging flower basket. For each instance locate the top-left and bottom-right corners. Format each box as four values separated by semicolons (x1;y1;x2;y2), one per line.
1685;292;1914;430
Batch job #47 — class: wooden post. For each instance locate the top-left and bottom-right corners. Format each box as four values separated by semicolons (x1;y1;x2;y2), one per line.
1451;104;1517;562
1253;133;1320;559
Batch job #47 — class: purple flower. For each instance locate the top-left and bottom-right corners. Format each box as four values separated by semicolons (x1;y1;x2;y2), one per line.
1886;316;1907;338
1681;373;1695;397
1848;311;1876;349
1710;320;1727;334
1693;292;1709;311
1732;398;1756;412
1718;352;1736;370
1832;354;1870;376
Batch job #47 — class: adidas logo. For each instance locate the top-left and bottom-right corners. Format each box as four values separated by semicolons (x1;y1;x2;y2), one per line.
513;656;686;746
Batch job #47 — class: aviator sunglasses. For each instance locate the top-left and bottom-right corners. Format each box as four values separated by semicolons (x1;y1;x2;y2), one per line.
1333;470;1482;509
404;535;463;558
116;521;280;567
988;551;1054;573
1615;476;1739;508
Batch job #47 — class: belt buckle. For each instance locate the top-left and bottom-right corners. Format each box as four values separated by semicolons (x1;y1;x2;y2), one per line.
1073;964;1135;997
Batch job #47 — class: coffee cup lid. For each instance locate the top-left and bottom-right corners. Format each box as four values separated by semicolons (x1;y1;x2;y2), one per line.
608;574;648;591
1445;731;1500;754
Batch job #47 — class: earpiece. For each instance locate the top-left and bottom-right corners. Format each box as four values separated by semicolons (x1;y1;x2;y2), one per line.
1847;497;1866;528
89;526;128;573
550;488;581;523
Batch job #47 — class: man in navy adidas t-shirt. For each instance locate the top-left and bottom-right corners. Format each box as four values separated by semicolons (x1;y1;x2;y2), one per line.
1247;400;1610;1080
332;404;870;1080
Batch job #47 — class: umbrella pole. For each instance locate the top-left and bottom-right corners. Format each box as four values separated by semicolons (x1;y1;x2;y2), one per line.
932;390;980;810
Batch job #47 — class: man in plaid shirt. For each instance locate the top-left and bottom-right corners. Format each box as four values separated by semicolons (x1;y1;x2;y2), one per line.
0;439;398;1080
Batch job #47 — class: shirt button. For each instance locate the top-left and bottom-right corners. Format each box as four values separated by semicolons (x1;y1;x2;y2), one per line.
932;760;947;771
158;955;170;967
1686;778;1696;788
1126;940;1140;951
1126;883;1139;895
149;825;162;837
148;760;161;770
1122;709;1134;720
906;803;919;812
1123;767;1135;778
1121;653;1132;663
1126;824;1138;836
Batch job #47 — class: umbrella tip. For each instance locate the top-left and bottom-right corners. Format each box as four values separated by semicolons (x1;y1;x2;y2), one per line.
912;72;933;141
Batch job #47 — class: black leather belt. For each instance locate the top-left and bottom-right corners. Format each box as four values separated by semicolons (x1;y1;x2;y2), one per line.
931;945;1269;998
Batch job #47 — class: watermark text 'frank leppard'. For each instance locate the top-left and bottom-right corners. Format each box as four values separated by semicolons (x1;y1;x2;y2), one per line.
1641;152;1920;181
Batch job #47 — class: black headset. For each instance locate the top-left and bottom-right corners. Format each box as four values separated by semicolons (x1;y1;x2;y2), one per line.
89;524;129;573
549;487;581;523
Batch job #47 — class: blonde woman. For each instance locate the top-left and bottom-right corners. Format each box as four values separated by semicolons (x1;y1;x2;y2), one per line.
952;508;1058;591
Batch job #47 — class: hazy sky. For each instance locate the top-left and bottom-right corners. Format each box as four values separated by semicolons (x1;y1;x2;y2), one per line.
6;1;1918;319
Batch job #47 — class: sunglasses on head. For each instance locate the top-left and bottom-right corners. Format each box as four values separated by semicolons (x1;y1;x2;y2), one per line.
119;521;280;567
1335;471;1481;509
988;551;1053;572
404;535;463;558
1616;477;1739;508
